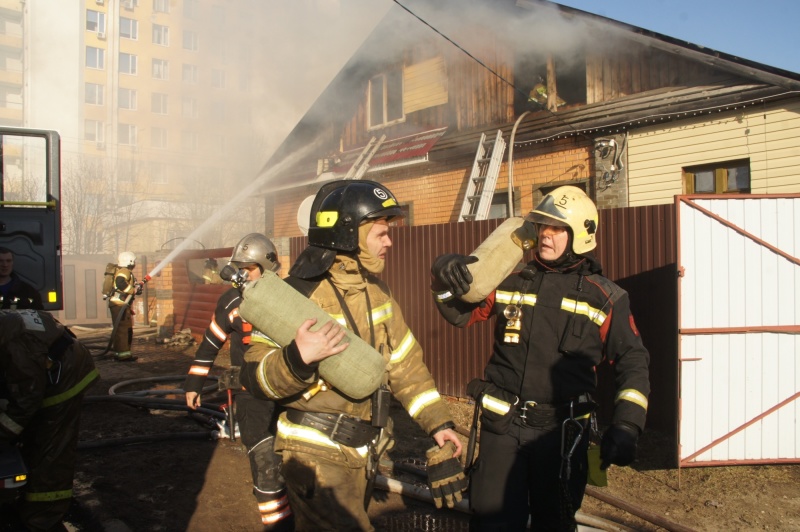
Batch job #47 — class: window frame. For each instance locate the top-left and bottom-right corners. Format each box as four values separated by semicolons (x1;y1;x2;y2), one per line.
86;10;106;33
683;159;751;195
151;92;168;115
153;0;169;13
118;123;137;146
367;70;404;129
119;17;138;40
85;83;104;105
119;52;138;75
151;127;168;149
152;58;169;80
118;88;137;110
182;30;199;52
86;46;105;69
84;120;104;142
182;63;198;83
152;23;169;46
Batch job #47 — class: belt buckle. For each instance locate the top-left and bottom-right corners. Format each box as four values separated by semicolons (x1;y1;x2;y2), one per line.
519;400;537;421
329;413;345;441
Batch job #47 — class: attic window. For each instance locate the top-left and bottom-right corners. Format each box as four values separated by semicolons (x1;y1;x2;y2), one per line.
683;159;751;194
368;70;404;129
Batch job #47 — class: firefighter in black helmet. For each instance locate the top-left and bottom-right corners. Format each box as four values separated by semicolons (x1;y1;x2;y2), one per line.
241;180;465;530
184;233;293;530
432;185;651;531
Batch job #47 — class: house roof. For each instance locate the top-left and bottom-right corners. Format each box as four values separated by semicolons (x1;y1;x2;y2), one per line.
262;0;800;188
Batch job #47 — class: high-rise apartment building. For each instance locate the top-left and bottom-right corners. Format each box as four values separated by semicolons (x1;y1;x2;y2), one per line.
3;0;271;254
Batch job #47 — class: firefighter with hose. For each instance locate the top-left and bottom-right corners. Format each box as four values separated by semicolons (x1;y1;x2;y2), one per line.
183;233;293;530
0;309;99;531
239;180;466;530
431;186;651;531
106;251;143;362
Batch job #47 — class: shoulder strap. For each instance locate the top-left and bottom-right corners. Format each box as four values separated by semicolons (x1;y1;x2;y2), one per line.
284;275;323;298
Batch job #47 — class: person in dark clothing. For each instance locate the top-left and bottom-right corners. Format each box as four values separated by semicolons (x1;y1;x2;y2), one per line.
0;247;43;310
0;309;99;531
184;233;293;531
431;186;651;531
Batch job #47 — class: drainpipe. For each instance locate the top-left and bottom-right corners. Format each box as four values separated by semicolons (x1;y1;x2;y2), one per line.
507;111;531;217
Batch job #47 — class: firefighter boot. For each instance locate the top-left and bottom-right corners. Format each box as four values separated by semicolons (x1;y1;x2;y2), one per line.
249;437;293;531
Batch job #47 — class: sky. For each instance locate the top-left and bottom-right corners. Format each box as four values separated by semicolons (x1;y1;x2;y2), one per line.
552;0;800;74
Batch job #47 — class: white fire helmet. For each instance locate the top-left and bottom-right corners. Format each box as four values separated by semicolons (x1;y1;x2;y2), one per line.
526;186;599;255
117;251;136;268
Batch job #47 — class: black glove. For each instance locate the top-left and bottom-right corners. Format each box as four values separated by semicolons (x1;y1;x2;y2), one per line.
600;422;640;469
431;254;478;297
426;441;467;509
134;282;144;295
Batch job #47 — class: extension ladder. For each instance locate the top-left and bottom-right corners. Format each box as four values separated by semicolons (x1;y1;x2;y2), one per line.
344;134;386;179
459;130;506;221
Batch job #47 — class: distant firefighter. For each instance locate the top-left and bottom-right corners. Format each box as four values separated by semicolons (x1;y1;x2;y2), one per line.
107;251;141;362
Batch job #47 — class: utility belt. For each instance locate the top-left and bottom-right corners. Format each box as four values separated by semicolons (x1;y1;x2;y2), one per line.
516;393;596;428
286;409;380;448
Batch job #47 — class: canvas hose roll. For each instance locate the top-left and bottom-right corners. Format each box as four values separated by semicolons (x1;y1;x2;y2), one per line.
238;271;385;400
460;216;537;303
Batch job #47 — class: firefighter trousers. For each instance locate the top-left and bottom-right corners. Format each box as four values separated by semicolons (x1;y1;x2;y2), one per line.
109;304;132;355
469;418;589;531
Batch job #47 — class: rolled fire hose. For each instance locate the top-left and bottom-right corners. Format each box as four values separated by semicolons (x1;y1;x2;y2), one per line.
239;271;386;400
460;217;537;303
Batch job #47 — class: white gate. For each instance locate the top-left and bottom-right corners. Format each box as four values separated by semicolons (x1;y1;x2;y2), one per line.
677;194;800;467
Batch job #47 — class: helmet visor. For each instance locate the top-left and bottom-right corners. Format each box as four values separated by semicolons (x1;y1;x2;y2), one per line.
525;194;570;227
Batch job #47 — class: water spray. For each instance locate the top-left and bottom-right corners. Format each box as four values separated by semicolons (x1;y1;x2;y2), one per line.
143;135;328;279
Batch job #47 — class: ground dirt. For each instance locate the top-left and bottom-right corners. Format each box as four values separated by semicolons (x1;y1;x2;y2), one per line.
58;326;799;532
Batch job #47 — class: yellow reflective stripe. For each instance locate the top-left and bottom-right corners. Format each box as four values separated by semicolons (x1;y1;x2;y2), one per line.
255;350;282;398
188;365;210;376
262;506;293;525
370;302;393;326
276;417;368;456
328;314;347;327
25;488;72;502
495;291;537;306
481;394;511;416
616;389;648;411
0;412;24;435
561;298;607;326
389;330;415;364
259;494;289;513
407;389;441;419
41;368;99;408
250;330;280;347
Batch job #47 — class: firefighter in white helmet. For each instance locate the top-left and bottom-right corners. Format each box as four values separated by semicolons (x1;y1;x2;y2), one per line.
240;180;465;530
183;234;293;530
431;185;651;531
107;251;140;362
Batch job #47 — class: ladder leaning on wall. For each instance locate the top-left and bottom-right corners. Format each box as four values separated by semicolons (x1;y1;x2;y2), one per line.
459;129;506;221
344;134;386;179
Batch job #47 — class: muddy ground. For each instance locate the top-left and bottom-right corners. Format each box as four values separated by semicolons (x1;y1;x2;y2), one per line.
51;327;800;531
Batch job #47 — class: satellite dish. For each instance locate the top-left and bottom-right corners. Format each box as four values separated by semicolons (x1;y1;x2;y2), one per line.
297;195;315;236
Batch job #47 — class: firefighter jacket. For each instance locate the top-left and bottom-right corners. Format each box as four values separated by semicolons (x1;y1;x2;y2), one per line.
0;273;43;310
0;310;99;441
109;267;136;306
434;254;650;432
243;253;454;464
184;288;253;394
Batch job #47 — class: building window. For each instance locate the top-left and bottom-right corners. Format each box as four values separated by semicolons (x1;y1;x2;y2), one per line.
182;96;198;118
151;93;168;114
120;17;138;39
86;10;106;33
84;120;104;142
119;53;137;75
211;69;225;88
86;47;105;69
152;58;169;80
151;127;167;149
85;83;104;105
150;162;168;184
153;0;169;13
181;131;197;151
118;124;137;146
183;30;199;51
368;69;403;129
152;24;169;46
182;64;198;83
119;88;137;110
683;159;751;194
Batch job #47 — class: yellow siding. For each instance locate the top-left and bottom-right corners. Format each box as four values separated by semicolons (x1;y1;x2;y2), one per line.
628;99;800;205
403;56;448;114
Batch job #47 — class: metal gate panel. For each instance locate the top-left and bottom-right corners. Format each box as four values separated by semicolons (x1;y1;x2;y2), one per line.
677;194;800;467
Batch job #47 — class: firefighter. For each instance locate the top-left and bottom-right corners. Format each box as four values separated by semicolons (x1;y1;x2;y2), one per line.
0;309;99;531
0;247;43;310
431;186;651;531
240;180;466;531
183;233;293;531
108;251;140;362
